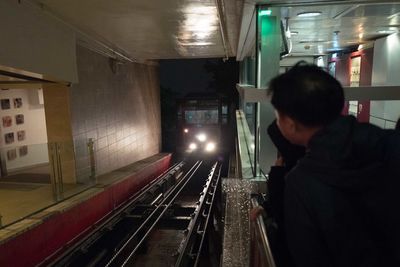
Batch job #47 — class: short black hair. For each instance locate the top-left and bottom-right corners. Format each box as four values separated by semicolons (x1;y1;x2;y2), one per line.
268;62;344;127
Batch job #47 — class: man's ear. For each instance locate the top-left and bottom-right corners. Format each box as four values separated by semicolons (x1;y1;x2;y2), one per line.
281;113;296;132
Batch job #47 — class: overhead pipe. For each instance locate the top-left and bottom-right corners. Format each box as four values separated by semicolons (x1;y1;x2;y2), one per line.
215;0;232;61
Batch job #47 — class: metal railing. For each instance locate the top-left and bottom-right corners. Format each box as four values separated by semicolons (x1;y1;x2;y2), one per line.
221;109;276;267
250;198;276;267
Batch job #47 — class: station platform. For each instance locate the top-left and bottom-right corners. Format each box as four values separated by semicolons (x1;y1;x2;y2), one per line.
0;153;171;267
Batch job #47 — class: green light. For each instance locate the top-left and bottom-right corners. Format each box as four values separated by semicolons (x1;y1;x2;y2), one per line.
259;10;272;16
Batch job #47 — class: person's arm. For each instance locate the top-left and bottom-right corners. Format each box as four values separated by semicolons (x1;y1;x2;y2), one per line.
250;157;285;221
284;176;332;267
267;164;286;224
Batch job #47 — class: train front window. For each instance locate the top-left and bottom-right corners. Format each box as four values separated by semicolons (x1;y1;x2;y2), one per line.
184;109;218;124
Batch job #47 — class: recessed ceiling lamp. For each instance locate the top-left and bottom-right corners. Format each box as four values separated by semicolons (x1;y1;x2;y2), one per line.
259;9;272;16
297;11;322;17
377;29;396;34
290;31;299;35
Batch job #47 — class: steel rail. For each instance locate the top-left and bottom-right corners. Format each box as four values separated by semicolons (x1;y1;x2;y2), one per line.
44;162;184;267
105;161;203;267
193;164;222;267
175;162;220;267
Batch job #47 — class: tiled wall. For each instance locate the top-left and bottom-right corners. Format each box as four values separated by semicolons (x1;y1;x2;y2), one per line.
70;46;161;180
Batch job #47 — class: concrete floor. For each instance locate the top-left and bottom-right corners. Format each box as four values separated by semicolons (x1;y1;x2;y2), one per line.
0;182;89;227
0;163;90;227
0;153;169;228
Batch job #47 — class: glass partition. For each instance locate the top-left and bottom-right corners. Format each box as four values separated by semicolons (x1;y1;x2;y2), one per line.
0;139;96;228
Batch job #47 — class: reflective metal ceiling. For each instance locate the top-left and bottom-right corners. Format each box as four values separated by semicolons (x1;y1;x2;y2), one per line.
36;0;242;60
33;0;400;60
280;2;400;55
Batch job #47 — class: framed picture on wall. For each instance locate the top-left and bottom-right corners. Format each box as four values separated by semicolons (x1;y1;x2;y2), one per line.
19;145;28;157
13;98;23;108
2;116;12;127
5;132;14;144
7;149;17;161
17;130;25;141
1;99;10;110
15;114;24;125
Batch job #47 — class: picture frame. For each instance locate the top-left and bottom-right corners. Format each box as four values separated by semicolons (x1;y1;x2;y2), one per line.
7;149;17;161
13;98;23;108
19;145;28;157
15;114;24;125
17;130;25;141
2;116;12;127
5;132;14;144
1;99;10;110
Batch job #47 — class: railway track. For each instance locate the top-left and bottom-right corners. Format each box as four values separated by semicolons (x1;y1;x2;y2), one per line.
46;161;222;267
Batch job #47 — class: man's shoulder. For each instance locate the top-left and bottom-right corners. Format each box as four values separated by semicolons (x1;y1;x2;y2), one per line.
285;162;315;188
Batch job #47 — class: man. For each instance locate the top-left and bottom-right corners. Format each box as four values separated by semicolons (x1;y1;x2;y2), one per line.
267;63;400;267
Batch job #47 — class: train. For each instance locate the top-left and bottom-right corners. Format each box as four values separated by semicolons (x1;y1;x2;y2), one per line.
176;94;234;156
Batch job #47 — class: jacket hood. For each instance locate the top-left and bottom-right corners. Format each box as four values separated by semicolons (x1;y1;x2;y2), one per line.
299;115;394;190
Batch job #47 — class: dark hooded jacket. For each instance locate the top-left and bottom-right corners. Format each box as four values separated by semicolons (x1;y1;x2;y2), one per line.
284;115;400;267
265;121;305;267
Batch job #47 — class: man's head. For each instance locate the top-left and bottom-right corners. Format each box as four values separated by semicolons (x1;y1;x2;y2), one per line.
268;63;344;146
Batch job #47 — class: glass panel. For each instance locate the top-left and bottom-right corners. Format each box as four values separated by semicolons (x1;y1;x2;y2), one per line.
0;143;52;226
257;7;281;175
184;109;219;124
240;55;257;86
236;110;256;178
54;140;94;200
0;139;95;228
369;100;400;129
245;103;256;135
222;105;228;115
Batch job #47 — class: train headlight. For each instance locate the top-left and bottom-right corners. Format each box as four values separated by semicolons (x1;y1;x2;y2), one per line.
196;133;207;142
184;128;189;133
205;142;216;152
189;143;197;150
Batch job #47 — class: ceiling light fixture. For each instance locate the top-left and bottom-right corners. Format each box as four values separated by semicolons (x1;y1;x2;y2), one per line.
297;11;322;17
377;30;396;34
290;31;299;35
259;9;272;16
299;40;326;43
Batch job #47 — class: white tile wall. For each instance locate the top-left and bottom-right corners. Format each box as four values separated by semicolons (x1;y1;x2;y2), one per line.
70;46;161;179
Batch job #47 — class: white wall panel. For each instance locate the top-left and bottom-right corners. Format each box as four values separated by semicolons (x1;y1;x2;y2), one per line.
384;100;400;121
371;33;400;126
370;101;385;118
0;88;48;171
369;116;385;128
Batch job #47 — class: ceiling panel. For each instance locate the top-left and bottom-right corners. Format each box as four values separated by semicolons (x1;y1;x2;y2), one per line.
279;3;400;56
36;0;240;60
342;4;400;18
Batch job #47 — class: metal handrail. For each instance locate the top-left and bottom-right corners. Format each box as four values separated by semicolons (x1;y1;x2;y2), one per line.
250;198;276;267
